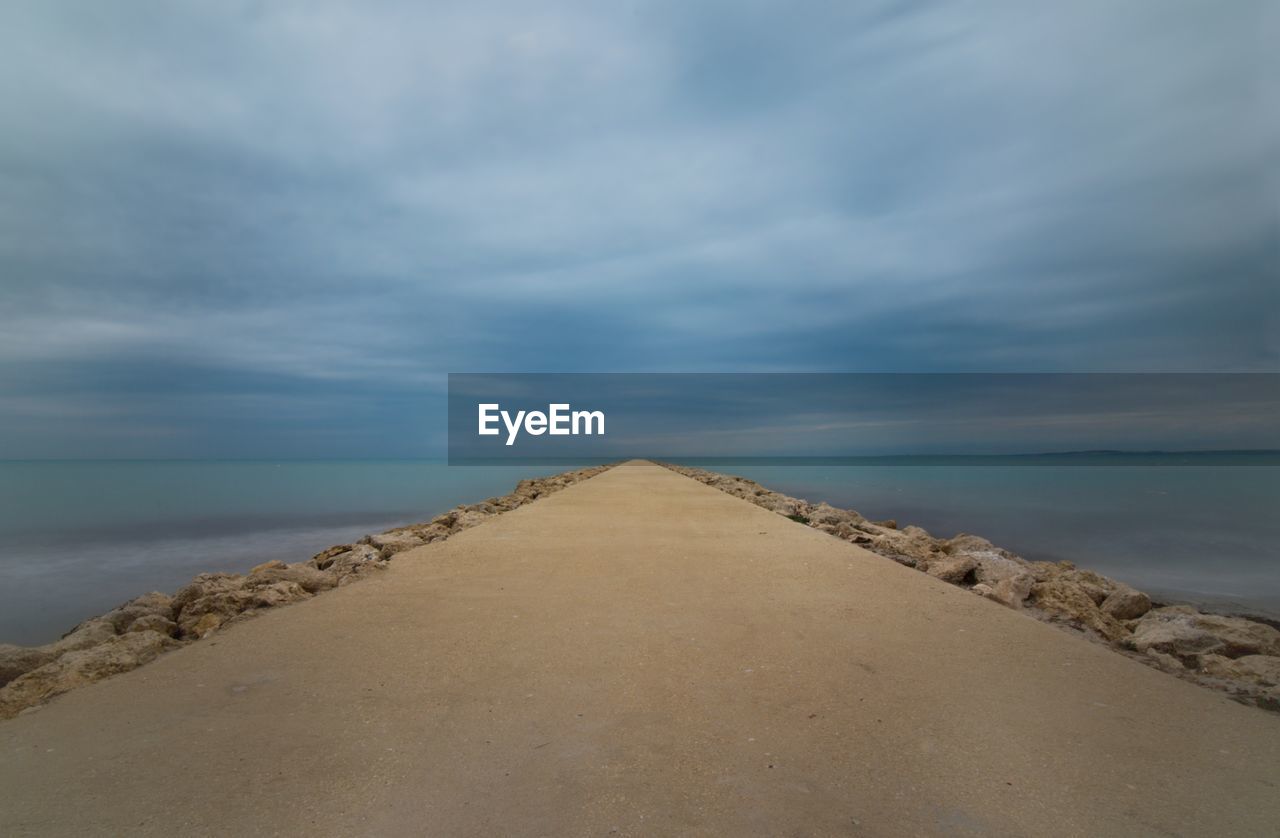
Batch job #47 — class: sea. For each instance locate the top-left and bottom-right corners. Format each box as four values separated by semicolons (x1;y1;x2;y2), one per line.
1;457;1277;645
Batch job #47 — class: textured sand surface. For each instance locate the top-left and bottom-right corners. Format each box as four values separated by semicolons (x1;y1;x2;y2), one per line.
2;461;1277;836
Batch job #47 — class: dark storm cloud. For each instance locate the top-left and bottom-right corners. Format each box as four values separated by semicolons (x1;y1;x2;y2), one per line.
0;1;1275;456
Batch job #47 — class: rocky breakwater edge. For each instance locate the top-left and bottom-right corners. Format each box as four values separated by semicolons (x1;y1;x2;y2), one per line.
664;464;1280;713
0;465;611;719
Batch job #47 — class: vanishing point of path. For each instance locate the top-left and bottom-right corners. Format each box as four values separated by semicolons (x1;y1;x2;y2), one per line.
2;461;1278;836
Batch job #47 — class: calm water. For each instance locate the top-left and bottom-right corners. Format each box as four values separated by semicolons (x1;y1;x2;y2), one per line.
0;461;558;645
1;460;1276;645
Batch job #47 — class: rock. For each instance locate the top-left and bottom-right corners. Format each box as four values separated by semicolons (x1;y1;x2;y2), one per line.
876;519;897;530
0;617;121;688
248;560;337;594
924;554;978;585
312;544;355;570
874;525;941;565
0;631;179;719
1144;649;1189;674
766;497;808;518
1100;586;1152;620
101;591;176;633
449;508;494;531
0;645;57;688
988;572;1036;608
808;503;862;527
248;581;311;608
188;613;225;638
971;583;994;597
970;552;1030;586
1125;607;1280;664
943;534;1003;556
1058;568;1117;605
324;544;385;579
174;576;311;638
53;619;118;654
1198;654;1280;688
125;614;178;636
403;522;453;543
172;573;244;614
365;531;426;557
1028;580;1128;643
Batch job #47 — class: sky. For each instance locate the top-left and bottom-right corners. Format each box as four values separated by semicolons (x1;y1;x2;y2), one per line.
0;1;1276;458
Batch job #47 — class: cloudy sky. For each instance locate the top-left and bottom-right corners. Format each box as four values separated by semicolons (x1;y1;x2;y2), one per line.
0;1;1275;457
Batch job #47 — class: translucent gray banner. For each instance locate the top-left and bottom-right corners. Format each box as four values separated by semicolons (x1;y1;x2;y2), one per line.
447;373;1280;465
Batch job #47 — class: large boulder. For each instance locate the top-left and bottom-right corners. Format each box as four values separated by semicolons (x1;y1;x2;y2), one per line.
1125;607;1280;664
1028;579;1128;643
765;496;809;518
311;544;355;570
53;618;118;655
125;613;178;636
322;544;386;581
364;531;425;557
980;572;1035;609
0;616;123;688
807;503;862;527
1100;586;1152;620
924;554;978;585
247;560;337;594
0;631;179;719
1198;654;1280;688
0;645;57;688
100;591;175;634
1057;568;1118;605
872;525;942;566
172;573;244;614
174;574;311;638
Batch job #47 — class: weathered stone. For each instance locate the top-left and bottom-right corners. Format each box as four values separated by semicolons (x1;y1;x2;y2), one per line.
188;613;225;638
1199;654;1280;688
324;544;384;579
101;591;176;633
0;645;56;688
1100;586;1152;620
0;631;179;719
970;552;1031;586
53;619;118;654
766;497;808;518
311;544;354;569
924;554;978;585
125;614;178;636
1125;607;1280;663
1058;568;1117;605
874;526;941;565
943;534;1004;556
989;572;1036;608
365;531;426;556
808;503;862;527
1144;649;1189;674
248;560;337;594
172;573;245;614
175;578;310;638
1029;580;1128;643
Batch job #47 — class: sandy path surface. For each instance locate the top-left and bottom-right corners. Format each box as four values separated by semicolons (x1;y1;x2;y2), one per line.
2;461;1277;836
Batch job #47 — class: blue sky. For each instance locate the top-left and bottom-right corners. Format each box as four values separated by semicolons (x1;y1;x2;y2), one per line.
0;1;1275;457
